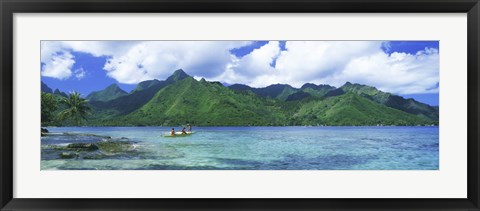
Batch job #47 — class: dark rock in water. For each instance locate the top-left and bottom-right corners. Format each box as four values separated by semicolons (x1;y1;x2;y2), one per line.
67;143;99;151
42;132;138;160
96;140;134;153
60;152;78;159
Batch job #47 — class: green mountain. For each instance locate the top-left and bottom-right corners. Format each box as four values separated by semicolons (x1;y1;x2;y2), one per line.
332;82;439;120
228;81;438;123
61;70;439;126
167;69;191;82
86;84;128;102
89;81;167;117
229;84;299;101
117;76;288;126
254;84;299;100
285;91;312;101
228;84;252;91
294;93;432;126
53;88;68;98
131;79;162;93
300;83;335;98
41;81;52;93
88;69;192;121
40;82;67;98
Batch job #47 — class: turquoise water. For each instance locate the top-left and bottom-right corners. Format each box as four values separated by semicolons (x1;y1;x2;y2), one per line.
41;126;439;170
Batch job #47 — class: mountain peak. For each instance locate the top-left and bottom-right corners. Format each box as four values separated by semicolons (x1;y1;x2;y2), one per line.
133;79;162;92
338;82;382;97
87;83;127;102
268;83;292;88
300;83;336;98
41;81;53;93
106;83;120;89
301;83;317;89
174;68;186;74
229;84;252;91
301;83;335;90
167;69;191;82
53;88;68;98
340;82;376;90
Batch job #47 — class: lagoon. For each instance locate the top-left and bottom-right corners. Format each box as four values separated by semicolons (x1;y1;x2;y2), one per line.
41;126;439;170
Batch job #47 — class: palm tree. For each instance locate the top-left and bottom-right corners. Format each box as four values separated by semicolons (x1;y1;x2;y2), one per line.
59;91;91;125
41;92;58;125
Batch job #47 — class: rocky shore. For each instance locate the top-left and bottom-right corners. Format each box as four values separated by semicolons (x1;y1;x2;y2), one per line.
41;131;138;160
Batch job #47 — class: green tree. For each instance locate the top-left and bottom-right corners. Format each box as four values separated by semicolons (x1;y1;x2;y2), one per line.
41;92;58;125
59;91;91;125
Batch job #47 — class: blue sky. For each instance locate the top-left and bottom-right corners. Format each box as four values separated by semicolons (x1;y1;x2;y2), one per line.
41;41;439;106
41;51;137;95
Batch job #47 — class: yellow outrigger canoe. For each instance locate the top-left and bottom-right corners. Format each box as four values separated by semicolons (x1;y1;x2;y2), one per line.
163;131;194;137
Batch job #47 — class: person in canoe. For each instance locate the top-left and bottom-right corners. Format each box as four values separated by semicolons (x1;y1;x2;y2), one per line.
182;127;187;135
170;128;175;136
187;124;192;132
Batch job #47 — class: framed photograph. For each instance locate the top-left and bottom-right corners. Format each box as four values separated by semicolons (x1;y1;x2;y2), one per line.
1;0;479;210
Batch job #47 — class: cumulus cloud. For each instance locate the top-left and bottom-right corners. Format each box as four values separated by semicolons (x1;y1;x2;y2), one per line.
213;41;439;95
40;40;439;94
102;41;251;84
41;41;251;84
74;68;86;80
337;48;439;94
233;41;386;88
211;41;280;86
41;42;75;80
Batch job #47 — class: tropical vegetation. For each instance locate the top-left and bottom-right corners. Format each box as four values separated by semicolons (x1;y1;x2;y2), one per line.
41;86;92;126
41;69;439;127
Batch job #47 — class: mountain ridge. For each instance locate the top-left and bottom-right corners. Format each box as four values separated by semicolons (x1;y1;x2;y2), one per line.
86;83;128;102
42;69;439;126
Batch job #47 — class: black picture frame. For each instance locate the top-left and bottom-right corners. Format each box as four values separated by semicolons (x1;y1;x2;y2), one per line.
1;0;479;210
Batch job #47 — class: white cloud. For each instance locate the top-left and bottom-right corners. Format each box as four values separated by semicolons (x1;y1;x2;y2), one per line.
41;41;251;84
74;68;86;80
40;40;439;94
211;41;281;86
102;41;249;84
337;48;439;94
41;41;75;80
212;41;439;95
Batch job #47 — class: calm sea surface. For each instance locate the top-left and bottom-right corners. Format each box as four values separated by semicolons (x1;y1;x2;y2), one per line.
41;126;439;170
